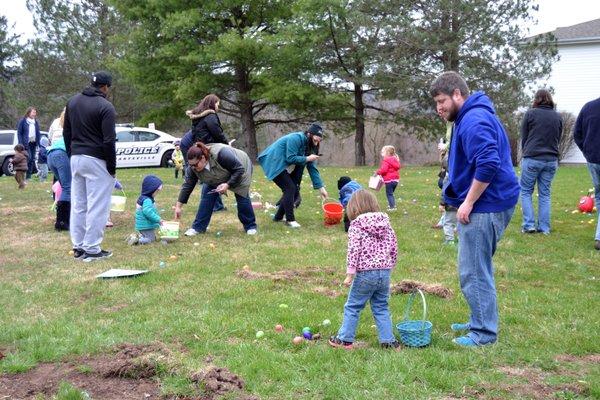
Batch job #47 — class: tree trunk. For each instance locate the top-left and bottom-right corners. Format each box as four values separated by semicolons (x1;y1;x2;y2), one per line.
354;82;366;166
235;64;258;160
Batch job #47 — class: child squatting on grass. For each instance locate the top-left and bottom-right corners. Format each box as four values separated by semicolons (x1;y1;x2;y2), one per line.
329;189;402;351
127;175;164;245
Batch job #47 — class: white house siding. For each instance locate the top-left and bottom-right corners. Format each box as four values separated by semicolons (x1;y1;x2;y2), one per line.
547;41;600;163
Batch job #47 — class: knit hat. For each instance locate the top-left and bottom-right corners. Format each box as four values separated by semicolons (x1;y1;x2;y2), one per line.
91;71;112;87
307;122;324;137
337;176;352;190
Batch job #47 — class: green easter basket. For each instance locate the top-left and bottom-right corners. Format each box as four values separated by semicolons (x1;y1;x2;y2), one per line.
159;221;180;241
396;289;433;348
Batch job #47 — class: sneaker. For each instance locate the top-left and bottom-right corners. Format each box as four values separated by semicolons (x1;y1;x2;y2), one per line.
452;336;479;347
387;207;397;211
286;221;301;228
595;240;600;250
184;228;200;236
381;341;402;351
126;233;139;246
450;323;470;331
246;228;257;235
521;228;536;234
328;336;353;350
431;224;442;230
82;250;113;263
105;220;114;228
73;248;85;259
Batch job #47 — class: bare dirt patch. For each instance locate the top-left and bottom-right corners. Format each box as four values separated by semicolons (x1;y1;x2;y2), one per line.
555;353;600;364
0;343;257;400
390;279;454;299
313;286;342;298
494;365;586;400
236;265;337;283
190;366;257;399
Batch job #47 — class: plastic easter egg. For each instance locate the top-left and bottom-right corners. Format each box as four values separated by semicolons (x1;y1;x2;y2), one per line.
279;303;288;309
292;336;304;345
303;331;313;340
322;319;331;326
275;324;283;332
302;327;311;333
256;330;264;338
159;261;166;268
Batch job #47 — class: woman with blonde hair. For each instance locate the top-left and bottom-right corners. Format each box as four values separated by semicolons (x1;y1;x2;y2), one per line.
376;145;401;210
46;109;72;232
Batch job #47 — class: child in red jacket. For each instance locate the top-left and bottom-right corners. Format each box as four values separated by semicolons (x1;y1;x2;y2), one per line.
376;145;401;210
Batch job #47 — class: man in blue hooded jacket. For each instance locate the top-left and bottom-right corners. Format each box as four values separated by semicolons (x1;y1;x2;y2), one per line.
430;71;520;347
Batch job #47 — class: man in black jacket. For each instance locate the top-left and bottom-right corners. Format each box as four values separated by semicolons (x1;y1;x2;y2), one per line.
64;71;116;261
574;96;600;250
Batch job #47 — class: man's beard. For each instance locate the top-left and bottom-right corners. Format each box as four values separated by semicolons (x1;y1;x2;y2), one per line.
446;101;459;122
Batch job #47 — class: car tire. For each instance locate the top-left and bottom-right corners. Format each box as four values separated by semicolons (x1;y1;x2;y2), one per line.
161;150;174;168
2;157;14;176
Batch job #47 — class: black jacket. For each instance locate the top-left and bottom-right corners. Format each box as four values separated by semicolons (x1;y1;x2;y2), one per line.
575;97;600;164
188;110;228;145
64;86;117;174
520;105;562;161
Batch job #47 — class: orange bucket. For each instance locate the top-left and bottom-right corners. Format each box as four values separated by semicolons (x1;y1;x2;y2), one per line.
322;199;343;226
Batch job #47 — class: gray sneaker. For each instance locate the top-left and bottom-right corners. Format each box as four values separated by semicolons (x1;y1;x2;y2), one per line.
126;234;139;246
82;250;113;262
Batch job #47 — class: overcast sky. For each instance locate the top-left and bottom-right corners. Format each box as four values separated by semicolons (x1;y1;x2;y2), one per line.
2;0;600;43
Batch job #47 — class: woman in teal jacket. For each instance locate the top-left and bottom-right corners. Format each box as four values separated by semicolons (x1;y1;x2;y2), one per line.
258;123;328;228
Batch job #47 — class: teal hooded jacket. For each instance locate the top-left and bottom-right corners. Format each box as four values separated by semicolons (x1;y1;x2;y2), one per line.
257;132;323;189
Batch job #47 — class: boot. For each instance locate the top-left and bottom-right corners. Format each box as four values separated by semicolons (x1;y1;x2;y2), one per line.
55;201;70;231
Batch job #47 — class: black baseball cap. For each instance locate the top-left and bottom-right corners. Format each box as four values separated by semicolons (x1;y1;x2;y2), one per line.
91;71;112;87
307;122;323;137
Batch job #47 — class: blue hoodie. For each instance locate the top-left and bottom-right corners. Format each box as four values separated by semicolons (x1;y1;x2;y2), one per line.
339;180;362;207
135;175;163;231
443;92;519;213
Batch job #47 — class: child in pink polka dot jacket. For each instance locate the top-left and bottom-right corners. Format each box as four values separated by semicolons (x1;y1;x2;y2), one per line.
329;189;401;350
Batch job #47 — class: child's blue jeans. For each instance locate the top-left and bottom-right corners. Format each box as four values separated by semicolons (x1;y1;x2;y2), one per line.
337;269;396;344
385;182;398;208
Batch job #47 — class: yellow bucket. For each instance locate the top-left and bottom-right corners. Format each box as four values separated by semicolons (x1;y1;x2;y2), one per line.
110;190;127;212
160;221;180;241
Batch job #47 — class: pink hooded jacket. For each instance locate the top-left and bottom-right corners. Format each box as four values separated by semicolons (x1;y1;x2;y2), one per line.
376;156;401;183
346;212;397;274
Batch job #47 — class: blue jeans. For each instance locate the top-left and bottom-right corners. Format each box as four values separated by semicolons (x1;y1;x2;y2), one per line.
47;150;71;202
138;229;156;244
457;208;514;345
520;158;557;233
337;269;395;344
588;163;600;240
192;184;257;232
385;181;398;208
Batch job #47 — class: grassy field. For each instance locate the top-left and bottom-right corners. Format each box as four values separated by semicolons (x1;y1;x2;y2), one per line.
0;164;598;399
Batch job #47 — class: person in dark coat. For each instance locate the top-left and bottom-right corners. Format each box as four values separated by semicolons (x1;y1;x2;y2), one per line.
519;89;563;235
16;107;40;180
184;94;229;212
574;96;600;250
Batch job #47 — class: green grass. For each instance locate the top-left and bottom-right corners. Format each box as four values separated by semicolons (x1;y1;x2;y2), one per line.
0;165;599;399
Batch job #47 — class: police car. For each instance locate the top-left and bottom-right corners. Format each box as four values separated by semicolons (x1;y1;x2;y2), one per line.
115;125;177;168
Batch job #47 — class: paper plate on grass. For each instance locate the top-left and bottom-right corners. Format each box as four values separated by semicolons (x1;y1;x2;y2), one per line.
96;269;149;279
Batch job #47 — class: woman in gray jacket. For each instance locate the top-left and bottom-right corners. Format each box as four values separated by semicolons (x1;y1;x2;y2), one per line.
519;89;563;235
